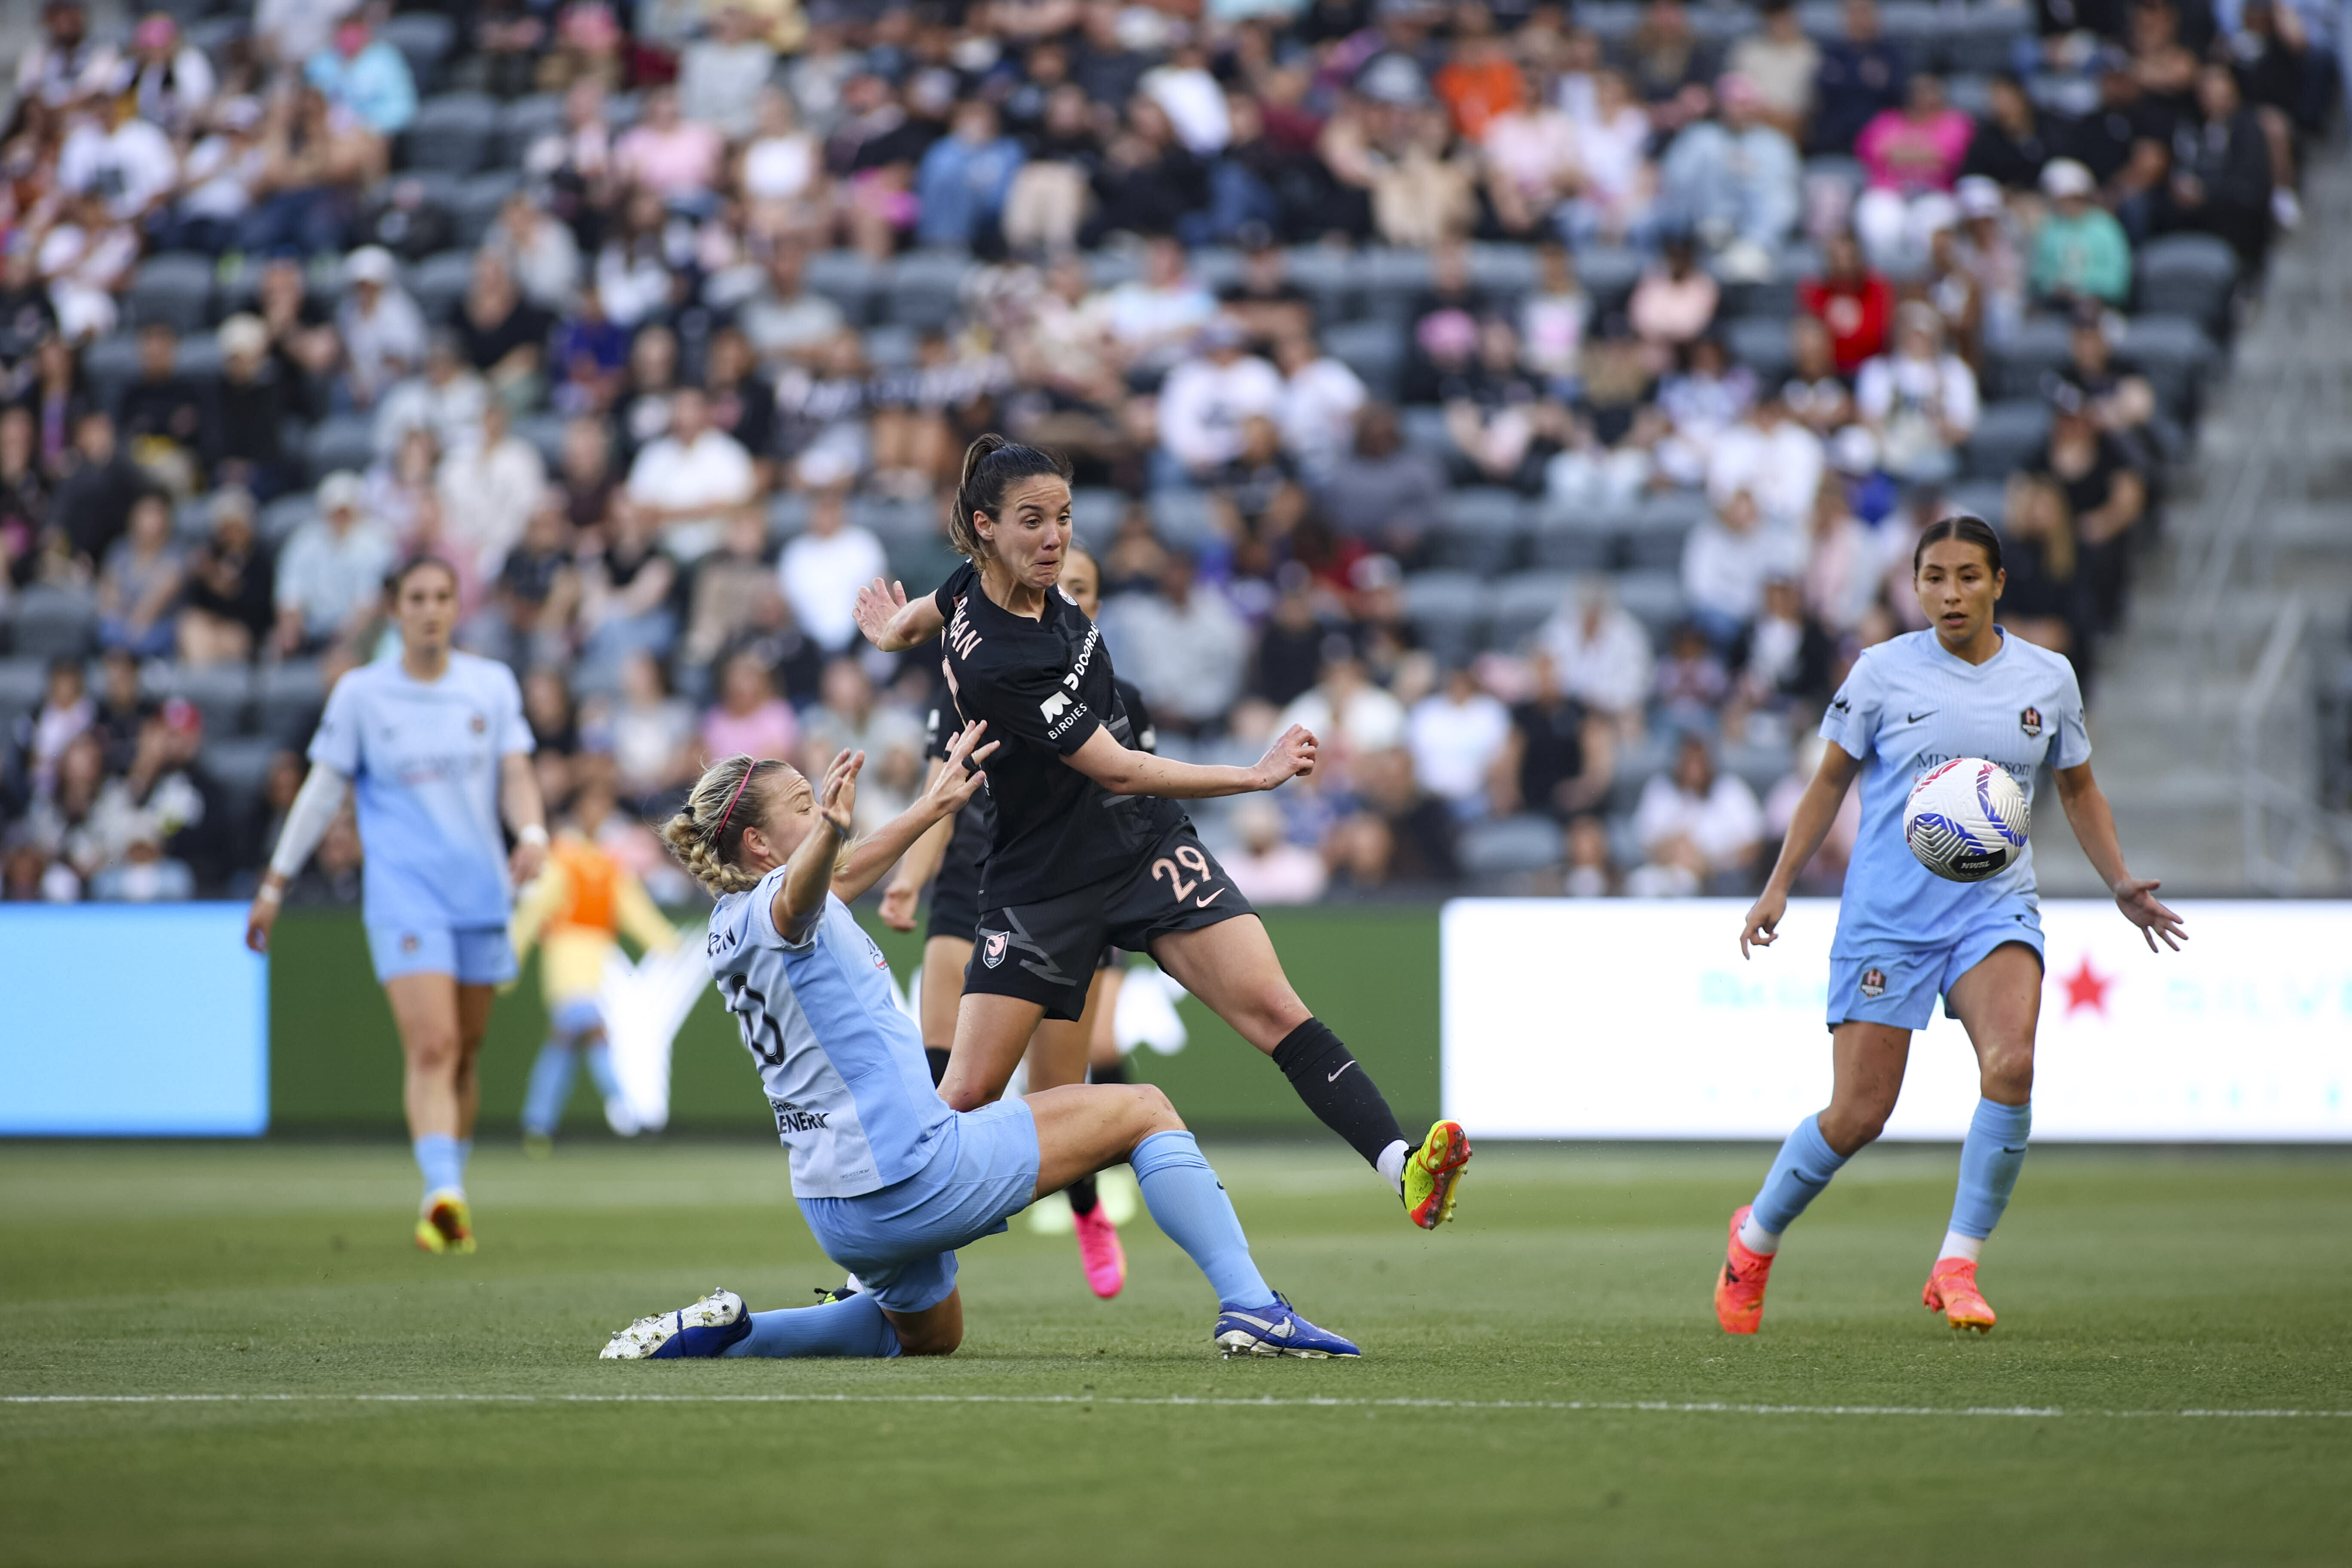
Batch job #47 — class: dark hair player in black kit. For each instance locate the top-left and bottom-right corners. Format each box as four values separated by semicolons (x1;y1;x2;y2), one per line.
855;435;1472;1230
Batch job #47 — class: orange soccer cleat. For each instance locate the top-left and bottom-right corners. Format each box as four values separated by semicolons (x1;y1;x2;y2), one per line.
1923;1256;1996;1333
1713;1204;1777;1335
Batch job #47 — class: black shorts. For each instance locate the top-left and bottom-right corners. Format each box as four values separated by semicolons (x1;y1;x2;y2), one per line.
924;796;993;946
966;822;1253;1022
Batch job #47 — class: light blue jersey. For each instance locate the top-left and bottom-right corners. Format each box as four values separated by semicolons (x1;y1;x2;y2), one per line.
1823;628;2090;959
705;878;953;1200
309;653;533;934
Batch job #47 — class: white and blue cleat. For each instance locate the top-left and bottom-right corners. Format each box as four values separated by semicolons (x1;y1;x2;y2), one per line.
600;1286;753;1360
1213;1293;1361;1359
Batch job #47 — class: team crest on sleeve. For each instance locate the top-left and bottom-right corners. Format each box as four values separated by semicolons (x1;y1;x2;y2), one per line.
1858;967;1887;1000
2019;707;2043;738
981;930;1009;968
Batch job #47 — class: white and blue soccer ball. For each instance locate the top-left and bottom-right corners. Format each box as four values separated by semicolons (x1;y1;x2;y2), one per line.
1903;759;2030;882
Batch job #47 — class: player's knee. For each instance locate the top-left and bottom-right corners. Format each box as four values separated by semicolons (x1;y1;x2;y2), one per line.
404;1026;461;1075
1981;1042;2035;1099
1820;1097;1892;1153
1129;1082;1183;1137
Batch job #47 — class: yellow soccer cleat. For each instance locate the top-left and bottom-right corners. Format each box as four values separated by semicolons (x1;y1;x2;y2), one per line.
1403;1120;1472;1229
1923;1256;1995;1333
416;1191;476;1255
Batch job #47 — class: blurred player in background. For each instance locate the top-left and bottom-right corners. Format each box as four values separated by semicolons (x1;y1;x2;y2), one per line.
876;539;1142;1298
247;557;546;1255
509;776;681;1156
1724;516;2183;1335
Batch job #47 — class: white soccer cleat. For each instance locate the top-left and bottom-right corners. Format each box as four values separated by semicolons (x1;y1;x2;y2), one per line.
599;1286;750;1360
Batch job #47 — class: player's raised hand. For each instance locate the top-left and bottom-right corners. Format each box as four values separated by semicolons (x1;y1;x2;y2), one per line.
510;835;547;886
854;578;910;650
935;718;998;800
2113;876;2187;952
1740;888;1788;960
1251;725;1317;790
877;879;922;931
818;748;864;835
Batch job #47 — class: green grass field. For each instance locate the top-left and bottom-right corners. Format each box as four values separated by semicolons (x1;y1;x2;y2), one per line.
3;1138;2347;1565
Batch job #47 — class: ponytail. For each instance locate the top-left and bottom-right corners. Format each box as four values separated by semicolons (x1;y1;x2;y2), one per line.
948;433;1069;560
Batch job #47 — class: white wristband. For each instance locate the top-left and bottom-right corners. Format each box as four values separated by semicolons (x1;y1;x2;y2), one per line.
518;824;549;848
254;884;282;906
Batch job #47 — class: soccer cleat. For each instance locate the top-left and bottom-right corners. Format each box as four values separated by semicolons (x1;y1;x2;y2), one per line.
1714;1204;1776;1335
812;1281;859;1305
416;1191;475;1255
1071;1203;1127;1299
600;1287;753;1359
1403;1119;1472;1229
1923;1256;1997;1333
1213;1292;1360;1359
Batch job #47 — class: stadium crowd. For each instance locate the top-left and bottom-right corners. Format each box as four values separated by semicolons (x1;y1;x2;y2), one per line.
0;0;2333;906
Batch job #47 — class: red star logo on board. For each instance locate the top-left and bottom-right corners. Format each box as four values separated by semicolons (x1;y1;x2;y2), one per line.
2060;955;2113;1017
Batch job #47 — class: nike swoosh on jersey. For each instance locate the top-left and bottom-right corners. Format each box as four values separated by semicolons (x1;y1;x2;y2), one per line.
1196;890;1225;907
1908;710;1937;722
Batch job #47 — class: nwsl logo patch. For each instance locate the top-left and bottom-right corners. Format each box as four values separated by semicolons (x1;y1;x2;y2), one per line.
981;931;1009;968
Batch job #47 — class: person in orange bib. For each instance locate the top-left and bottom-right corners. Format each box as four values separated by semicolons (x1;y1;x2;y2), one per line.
511;779;682;1152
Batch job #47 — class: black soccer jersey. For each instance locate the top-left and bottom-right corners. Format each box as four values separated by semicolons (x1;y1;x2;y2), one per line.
933;562;1181;906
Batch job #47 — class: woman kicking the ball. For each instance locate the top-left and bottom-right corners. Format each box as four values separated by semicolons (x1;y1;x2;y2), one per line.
1719;514;2184;1335
600;726;1360;1361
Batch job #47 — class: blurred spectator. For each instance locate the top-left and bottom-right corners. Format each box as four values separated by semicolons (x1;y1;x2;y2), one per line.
236;85;377;257
178;488;275;666
337;247;427;411
1222;798;1327;905
52;410;146;568
1660;74;1801;270
58;88;179;225
1853;74;1972;270
1278;650;1406;792
1997;470;2091;659
1684;490;1802;649
0;407;55;586
1407;666;1510;819
1498;652;1615;819
701;649;800;762
15;1;104;110
1534;578;1654;725
1158;322;1282;483
113;324;207;495
39;190;140;341
1096;236;1216;375
777;488;885;655
738;241;846;372
1629;234;1719;351
917;101;1025;251
1562;814;1617;896
366;428;443;543
1801;476;1886;637
800;656;923;833
468;497;577;672
2030;383;2144;630
22;657;94;799
1654;619;1733;729
210;316;292;501
1105;552;1250;737
1654;334;1755;490
379;331;490;458
1765;733;1859;892
1855;302;1978;487
1727;0;1819;142
1519;243;1589;390
1709;393;1824;531
1478;75;1582;242
596;651;700;809
1811;0;1907;157
627;388;755;564
681;509;788;671
1799;230;1893;375
90;697;227;891
2152;64;2275;274
1323;404;1444;558
576;499;680;684
1328;744;1459;888
457;252;554;411
1736;577;1835;711
1559;65;1657;247
616;86;726;205
274;470;396;656
1961;73;2055;192
741;87;824;239
486;191;584;314
304;15;419;136
678;6;778;140
2029;159;2131;308
254;258;340;421
90;649;153;771
1630;732;1763;894
438;400;548;580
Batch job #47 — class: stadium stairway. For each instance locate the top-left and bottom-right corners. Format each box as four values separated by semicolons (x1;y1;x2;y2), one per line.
2040;140;2352;895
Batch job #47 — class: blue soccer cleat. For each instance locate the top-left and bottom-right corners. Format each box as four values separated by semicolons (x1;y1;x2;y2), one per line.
1213;1293;1361;1359
600;1286;753;1360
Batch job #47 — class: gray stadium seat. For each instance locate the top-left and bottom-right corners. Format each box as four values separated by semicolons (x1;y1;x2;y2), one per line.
147;662;254;737
1612;570;1687;642
409;249;478;321
81;334;143;408
884;251;973;330
1572;246;1642;318
805;249;876;323
1322;319;1405;401
1725;316;1796;380
497;94;567;166
1400;570;1487;662
175;335;224;382
885;536;962;593
186;15;248;63
1940;5;2032;74
1398;404;1451;459
1069;487;1128;551
1721;740;1790;799
403;92;499;175
514;415;567;471
128;252;217;333
1987;315;2073;400
1467;243;1541;301
1282;246;1356;321
0;656;51;728
863;324;919;368
306;416;376;481
1606;728;1674;815
256;661;325;742
2118;315;2217;420
10;587;98;660
450;170;524;247
1943;479;2009;527
1457;814;1565;879
201;735;281;823
851;496;944;544
261;494;318;545
1084;251;1143;289
1428;487;1528;576
1146;489;1220;552
379;12;457;94
765;492;810;543
1628;492;1707;570
1529;501;1626;572
1963;399;2052;481
1492;570;1575;647
1359;248;1435;322
1188;247;1245;293
2135;234;2237;335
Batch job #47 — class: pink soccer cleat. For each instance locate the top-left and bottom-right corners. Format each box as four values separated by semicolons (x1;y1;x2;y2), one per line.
1713;1204;1776;1335
1923;1256;1997;1333
1072;1202;1126;1299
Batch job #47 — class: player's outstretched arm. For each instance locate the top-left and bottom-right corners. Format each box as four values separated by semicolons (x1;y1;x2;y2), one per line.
500;752;550;885
775;749;863;941
1740;744;1860;959
2054;761;2185;952
1064;723;1316;800
245;762;351;953
832;723;997;906
856;577;947;652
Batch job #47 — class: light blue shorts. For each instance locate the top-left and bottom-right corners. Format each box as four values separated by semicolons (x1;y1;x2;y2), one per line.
365;923;518;987
796;1097;1041;1314
550;998;605;1038
1827;903;2045;1032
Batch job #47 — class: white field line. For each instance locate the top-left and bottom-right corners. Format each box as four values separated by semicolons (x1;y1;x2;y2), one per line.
4;1393;2350;1420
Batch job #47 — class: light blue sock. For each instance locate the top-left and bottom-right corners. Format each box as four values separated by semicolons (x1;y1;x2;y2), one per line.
1130;1130;1277;1311
583;1042;621;1103
1949;1098;2032;1239
414;1133;465;1201
722;1293;901;1359
1749;1114;1850;1236
458;1137;472;1176
522;1041;576;1137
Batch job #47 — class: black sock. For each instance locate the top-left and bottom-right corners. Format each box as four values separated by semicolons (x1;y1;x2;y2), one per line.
1067;1173;1099;1215
1088;1059;1129;1087
925;1047;951;1087
1269;1018;1406;1169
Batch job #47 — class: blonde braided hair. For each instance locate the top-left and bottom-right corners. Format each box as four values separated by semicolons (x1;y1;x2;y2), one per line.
660;755;778;896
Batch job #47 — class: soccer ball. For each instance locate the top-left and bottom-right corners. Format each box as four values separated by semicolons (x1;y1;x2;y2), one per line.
1903;759;2030;882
